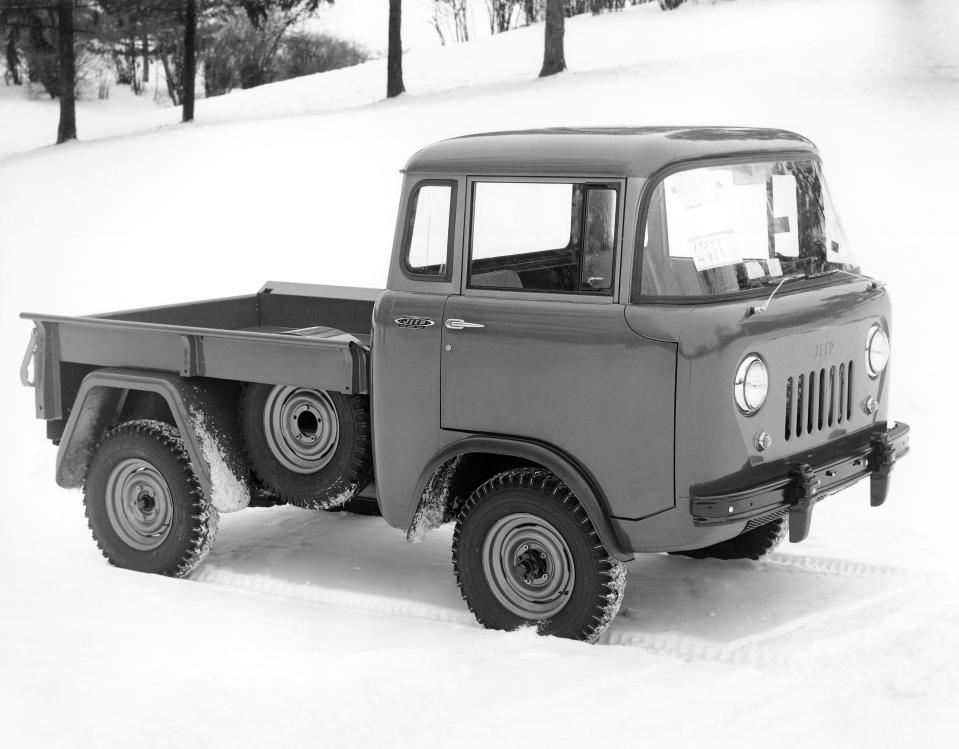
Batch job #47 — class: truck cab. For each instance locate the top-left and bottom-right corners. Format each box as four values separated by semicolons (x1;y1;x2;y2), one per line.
375;127;908;555
22;127;910;642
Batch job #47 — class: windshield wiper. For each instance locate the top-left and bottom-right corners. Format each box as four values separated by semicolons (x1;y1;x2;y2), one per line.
750;269;884;316
813;268;886;289
750;273;805;315
760;272;806;286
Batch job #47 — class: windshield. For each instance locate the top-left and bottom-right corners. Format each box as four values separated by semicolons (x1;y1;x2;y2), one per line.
634;159;859;299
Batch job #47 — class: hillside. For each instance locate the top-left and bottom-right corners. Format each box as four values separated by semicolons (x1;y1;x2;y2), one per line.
1;1;958;747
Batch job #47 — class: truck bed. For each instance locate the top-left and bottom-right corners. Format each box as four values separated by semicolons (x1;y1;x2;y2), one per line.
21;282;381;421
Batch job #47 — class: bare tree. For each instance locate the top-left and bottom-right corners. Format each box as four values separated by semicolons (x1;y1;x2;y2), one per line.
56;0;76;143
142;34;149;82
429;1;447;45
4;24;21;84
486;0;521;34
387;0;404;98
182;0;196;121
538;0;565;77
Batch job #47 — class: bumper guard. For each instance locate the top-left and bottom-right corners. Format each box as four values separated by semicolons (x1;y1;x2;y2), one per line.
691;421;910;543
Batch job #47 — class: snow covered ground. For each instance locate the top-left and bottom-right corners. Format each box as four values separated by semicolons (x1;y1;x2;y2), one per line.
2;0;958;746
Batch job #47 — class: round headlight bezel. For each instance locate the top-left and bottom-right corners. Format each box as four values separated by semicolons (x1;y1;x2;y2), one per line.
734;354;768;415
865;324;890;379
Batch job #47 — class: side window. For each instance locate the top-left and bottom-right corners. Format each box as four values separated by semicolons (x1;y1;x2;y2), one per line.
582;187;617;291
468;181;617;294
404;182;454;279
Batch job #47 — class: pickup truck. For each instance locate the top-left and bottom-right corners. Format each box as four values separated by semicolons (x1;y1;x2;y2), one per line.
20;127;911;642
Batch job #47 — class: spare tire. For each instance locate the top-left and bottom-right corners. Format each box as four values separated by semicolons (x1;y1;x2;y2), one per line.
241;384;372;510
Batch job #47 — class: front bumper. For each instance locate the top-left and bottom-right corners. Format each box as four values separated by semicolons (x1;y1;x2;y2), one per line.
691;421;910;543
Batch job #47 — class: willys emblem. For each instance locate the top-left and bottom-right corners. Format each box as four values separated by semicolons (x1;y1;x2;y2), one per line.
395;316;435;329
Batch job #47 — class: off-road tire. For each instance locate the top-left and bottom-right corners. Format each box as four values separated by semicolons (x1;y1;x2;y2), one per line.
84;420;218;577
241;384;372;510
671;517;788;561
452;469;626;643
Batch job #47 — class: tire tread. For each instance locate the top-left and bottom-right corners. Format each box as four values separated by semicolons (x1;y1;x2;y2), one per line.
83;419;219;577
452;468;626;643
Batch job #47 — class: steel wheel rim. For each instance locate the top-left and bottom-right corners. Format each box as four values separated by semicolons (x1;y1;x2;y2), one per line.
105;458;174;551
263;386;339;474
481;513;575;620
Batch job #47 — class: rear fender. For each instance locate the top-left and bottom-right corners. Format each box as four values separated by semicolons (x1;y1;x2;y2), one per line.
57;368;250;512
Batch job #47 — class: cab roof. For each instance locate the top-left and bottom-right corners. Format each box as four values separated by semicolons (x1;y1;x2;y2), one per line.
403;127;818;178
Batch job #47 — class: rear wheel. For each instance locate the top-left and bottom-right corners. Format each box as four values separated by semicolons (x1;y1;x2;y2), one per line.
241;384;372;510
671;517;788;561
453;469;626;643
84;420;218;577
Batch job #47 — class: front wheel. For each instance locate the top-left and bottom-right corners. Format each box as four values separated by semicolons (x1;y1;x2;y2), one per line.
84;420;218;577
452;469;626;643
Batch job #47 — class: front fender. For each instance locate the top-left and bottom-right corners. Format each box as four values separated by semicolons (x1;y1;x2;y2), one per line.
407;436;634;562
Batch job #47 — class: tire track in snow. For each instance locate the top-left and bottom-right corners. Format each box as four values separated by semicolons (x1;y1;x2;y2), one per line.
192;554;932;668
763;552;930;579
192;564;478;628
602;586;909;673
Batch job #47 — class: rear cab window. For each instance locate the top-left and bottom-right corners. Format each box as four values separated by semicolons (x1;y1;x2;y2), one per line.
403;181;456;280
467;180;619;295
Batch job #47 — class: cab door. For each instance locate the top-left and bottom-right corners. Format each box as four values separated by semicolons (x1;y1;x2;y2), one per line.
440;177;677;520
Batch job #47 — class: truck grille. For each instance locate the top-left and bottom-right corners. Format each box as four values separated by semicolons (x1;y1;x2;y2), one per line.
784;361;854;441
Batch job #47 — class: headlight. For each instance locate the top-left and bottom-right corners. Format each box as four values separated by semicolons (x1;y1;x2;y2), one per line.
866;324;889;378
734;354;768;414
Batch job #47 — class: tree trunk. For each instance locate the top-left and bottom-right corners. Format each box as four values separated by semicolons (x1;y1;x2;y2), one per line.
129;36;140;94
142;35;149;83
182;0;196;122
387;0;405;98
524;0;536;24
539;0;566;77
161;54;180;105
5;28;22;85
56;0;77;143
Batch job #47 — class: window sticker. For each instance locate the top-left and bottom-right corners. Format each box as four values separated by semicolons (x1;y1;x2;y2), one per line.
664;169;757;266
772;174;799;257
731;180;770;258
668;169;708;210
824;210;847;263
745;260;765;280
766;258;783;277
690;230;740;271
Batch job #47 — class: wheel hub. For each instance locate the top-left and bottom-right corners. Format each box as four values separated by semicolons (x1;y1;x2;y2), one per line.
133;487;157;517
482;513;575;620
263;386;340;474
514;544;551;584
292;405;320;442
105;459;174;551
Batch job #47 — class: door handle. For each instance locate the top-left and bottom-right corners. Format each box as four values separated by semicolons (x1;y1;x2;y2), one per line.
445;318;485;330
